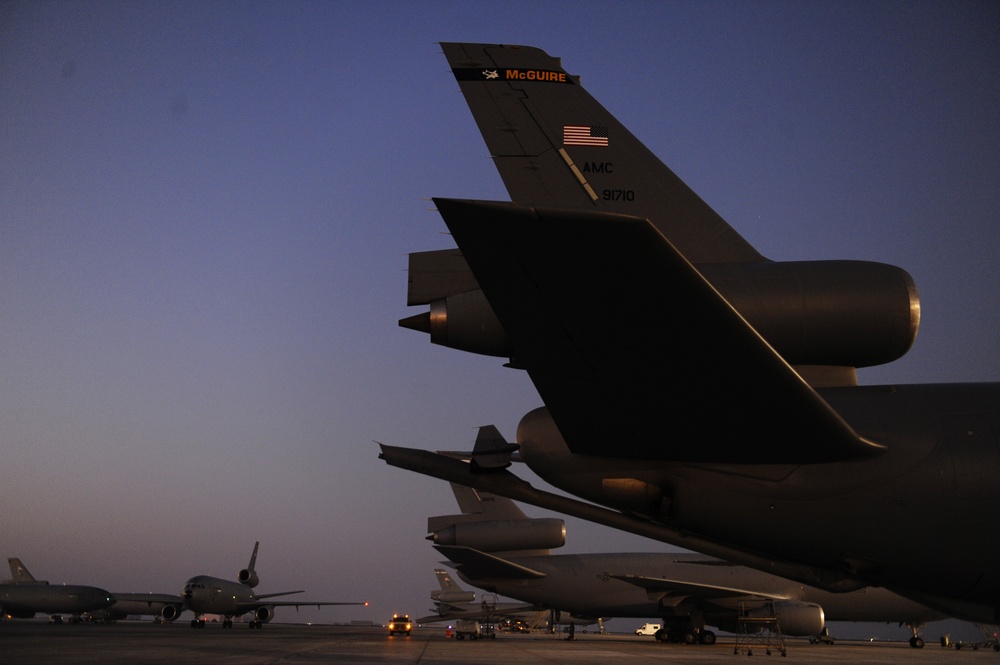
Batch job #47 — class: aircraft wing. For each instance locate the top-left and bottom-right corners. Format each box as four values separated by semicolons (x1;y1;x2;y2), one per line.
254;590;304;600
234;599;368;614
235;590;366;613
433;198;885;464
612;573;789;605
419;602;541;624
433;544;547;580
379;442;866;593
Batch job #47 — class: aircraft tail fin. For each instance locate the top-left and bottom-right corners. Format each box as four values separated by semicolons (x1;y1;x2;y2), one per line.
247;541;259;573
430;568;476;605
434;568;466;593
440;42;762;264
428;481;565;557
8;558;38;583
449;481;530;521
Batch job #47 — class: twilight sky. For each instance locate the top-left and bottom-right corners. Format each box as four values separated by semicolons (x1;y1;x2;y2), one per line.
2;0;997;637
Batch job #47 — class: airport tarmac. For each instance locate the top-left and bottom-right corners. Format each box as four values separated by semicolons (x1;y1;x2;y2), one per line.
1;622;997;665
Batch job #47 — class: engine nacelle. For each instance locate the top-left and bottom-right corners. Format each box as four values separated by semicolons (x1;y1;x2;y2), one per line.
700;260;919;368
238;569;259;588
254;606;275;623
402;250;920;369
160;604;181;621
399;290;508;357
432;518;566;552
770;601;825;637
432;590;476;603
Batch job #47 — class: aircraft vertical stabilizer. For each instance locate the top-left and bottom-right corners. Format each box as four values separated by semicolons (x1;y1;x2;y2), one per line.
440;42;762;264
8;558;39;584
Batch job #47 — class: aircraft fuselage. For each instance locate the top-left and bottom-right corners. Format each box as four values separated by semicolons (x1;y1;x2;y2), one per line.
453;551;944;629
182;575;257;617
0;583;115;619
516;382;1000;623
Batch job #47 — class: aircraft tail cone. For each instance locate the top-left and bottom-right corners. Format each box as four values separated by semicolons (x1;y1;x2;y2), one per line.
399;312;431;333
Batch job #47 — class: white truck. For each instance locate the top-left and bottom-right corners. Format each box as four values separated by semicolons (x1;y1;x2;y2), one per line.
454;620;482;640
635;623;661;636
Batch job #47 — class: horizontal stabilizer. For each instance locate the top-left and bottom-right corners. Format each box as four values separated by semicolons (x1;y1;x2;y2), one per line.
433;198;886;464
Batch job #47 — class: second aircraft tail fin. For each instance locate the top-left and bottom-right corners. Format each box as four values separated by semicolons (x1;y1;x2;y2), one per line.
7;558;40;584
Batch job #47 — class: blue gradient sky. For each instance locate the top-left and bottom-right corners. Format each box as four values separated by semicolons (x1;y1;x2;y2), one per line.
3;0;997;637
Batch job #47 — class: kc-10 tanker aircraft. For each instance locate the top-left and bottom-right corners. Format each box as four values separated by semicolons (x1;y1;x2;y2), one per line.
1;558;115;622
182;542;366;628
418;437;946;646
385;42;1000;625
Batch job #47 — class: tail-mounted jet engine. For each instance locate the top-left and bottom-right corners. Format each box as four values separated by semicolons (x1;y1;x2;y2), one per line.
431;518;566;553
237;568;259;588
402;250;920;373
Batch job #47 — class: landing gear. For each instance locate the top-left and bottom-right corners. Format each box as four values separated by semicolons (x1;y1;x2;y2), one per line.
907;622;925;648
653;624;716;645
190;618;206;628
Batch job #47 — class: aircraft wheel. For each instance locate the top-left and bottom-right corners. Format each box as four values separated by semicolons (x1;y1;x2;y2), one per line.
700;630;717;645
909;636;925;649
682;631;698;645
653;628;667;642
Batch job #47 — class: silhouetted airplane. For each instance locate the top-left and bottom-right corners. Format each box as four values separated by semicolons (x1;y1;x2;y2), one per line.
388;42;1000;625
1;558;114;623
421;568;560;629
419;452;945;645
181;542;366;628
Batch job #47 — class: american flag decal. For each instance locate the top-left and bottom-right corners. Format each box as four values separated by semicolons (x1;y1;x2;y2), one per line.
563;125;609;147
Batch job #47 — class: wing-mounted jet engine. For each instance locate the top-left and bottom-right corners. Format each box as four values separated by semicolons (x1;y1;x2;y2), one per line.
428;444;566;558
